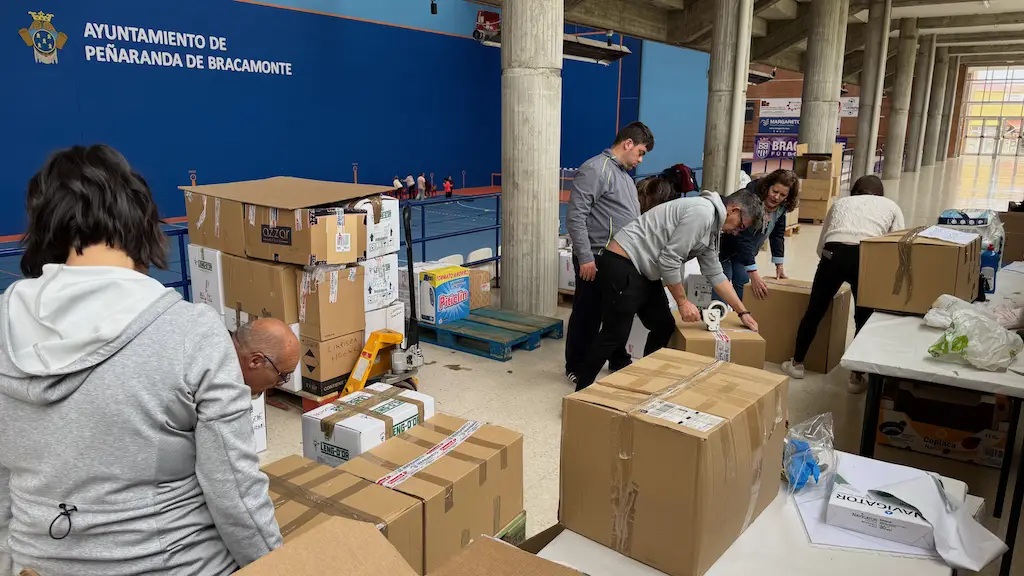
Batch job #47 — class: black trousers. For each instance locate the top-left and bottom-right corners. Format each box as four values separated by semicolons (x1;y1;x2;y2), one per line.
565;255;632;375
794;242;874;363
575;251;676;391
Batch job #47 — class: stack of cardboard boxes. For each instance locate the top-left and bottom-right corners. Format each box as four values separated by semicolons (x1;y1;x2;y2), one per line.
794;143;843;223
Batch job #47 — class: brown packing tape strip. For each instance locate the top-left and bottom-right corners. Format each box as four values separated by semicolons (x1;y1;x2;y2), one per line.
493;495;502;535
421;421;509;470
400;432;488;486
320;401;396;440
361;451;457;513
363;385;427;424
892;226;928;302
270;470;390;538
319;385;426;438
279;507;324;539
273;460;323;483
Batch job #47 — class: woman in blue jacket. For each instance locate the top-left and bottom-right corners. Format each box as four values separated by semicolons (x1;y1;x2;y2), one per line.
715;169;800;301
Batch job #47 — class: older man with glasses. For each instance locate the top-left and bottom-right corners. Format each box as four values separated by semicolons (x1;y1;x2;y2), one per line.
230;318;300;397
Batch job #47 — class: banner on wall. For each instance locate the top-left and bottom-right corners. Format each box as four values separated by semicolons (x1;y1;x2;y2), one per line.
757;117;799;134
757;97;860;119
754;135;798;159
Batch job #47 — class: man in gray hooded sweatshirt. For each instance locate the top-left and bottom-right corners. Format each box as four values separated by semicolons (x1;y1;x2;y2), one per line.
573;189;764;391
0;145;281;576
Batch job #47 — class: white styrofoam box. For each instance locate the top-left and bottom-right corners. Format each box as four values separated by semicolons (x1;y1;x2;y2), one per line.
188;244;225;315
359;252;399;312
251;393;267;454
350;195;399;258
558;249;575;292
364;301;406;345
226;308;302;393
301;382;435;467
625;289;679;360
538;528;664;576
399;261;447;319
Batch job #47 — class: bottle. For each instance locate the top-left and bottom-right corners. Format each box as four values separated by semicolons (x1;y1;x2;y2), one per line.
981;243;999;294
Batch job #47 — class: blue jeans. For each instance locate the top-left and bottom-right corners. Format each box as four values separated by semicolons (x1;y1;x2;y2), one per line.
711;258;749;302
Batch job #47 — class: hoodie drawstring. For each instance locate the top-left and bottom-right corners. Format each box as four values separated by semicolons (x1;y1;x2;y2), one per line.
48;503;77;540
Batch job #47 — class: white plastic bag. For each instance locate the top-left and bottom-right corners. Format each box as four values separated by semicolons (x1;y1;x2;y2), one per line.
924;295;997;329
928;307;1024;371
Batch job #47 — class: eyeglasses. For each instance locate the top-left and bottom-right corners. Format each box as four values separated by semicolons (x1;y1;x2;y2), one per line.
261;353;292;384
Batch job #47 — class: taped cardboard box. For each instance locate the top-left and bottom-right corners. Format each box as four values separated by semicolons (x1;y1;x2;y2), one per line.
303;382;436;467
999;211;1024;265
180;177;391;266
469;268;492;310
798;177;839;202
183;192;246;257
876;378;1010;468
365;301;406;345
668;313;766;369
299;331;365;396
343;194;400;258
260;455;424;574
222;254;300;324
187;244;225;317
297;265;366;341
741;278;851;374
361;253;400;312
432;536;578;576
794;154;836;180
799;197;833;222
341;413;525;574
560;348;788;576
858;228;981;315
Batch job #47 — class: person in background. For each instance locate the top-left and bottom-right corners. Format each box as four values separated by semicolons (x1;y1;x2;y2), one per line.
443;176;454;199
564;122;655;388
781;175;905;393
0;145;282;576
405;174;415;199
715;169;800;301
232;318;300;398
393;175;403;200
417;173;427;200
573;189;764;391
636;176;675;215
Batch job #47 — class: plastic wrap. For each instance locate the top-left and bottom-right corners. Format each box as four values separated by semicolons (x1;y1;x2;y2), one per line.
928;307;1024;371
784;413;836;495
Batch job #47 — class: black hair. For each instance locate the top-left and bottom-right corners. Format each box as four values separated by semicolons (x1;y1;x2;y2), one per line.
613;121;655;152
20;144;167;278
850;174;885;197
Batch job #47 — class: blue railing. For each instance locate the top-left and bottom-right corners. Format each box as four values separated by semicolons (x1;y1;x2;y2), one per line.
400;193;503;277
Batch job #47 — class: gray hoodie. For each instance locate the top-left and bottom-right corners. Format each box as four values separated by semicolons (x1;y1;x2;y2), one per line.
614;191;728;287
566;150;641;265
0;265;282;576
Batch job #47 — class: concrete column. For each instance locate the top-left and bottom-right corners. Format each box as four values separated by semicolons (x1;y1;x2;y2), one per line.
852;0;892;179
937;56;961;163
882;19;918;180
922;47;950;166
904;34;936;172
703;0;739;195
500;0;562;316
725;0;754;196
798;0;849;153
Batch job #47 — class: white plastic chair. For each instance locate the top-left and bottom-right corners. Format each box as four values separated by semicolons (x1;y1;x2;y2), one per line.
467;248;495;276
439;254;465;266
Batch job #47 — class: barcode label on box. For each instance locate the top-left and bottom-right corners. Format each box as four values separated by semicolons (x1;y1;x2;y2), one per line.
638;400;725;432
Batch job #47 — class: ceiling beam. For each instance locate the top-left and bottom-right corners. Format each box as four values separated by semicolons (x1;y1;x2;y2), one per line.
566;0;588;10
750;12;811;61
948;44;1024;56
844;44;898;80
757;47;804;73
845;23;868;54
919;13;1024;30
471;0;671;43
667;0;714;44
937;31;1024;46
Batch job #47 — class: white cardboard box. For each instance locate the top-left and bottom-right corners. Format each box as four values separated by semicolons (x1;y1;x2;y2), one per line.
360;252;399;312
188;244;225;316
225;308;303;393
301;383;435;467
399;261;447;319
825;482;934;549
251;393;267;454
365;301;406;345
558;249;575;292
347;195;399;258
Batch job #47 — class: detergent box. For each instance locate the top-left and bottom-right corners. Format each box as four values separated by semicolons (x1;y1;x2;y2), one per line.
418;266;471;325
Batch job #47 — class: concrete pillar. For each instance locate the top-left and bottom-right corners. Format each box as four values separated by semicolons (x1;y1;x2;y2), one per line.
799;0;849;154
937;56;961;163
500;0;562;316
882;19;918;180
725;0;754;196
703;0;739;195
922;47;950;167
852;0;892;179
904;34;936;172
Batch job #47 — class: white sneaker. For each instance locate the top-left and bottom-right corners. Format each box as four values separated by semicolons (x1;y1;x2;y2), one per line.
781;360;805;379
848;372;866;394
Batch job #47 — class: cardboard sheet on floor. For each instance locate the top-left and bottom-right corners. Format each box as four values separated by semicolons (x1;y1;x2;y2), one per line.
432;537;579;576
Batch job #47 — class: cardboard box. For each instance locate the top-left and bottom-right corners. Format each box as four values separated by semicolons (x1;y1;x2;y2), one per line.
259;455;423;574
560;348;788;576
796;142;844;169
825;482;933;548
999;211;1024;265
297;266;365;341
187;244;225;317
432;537;578;576
361;253;400;312
526;524;683;575
341;413;525;574
876;378;1011;468
668;313;766;369
469;268;492;310
303;382;436;467
365;301;407;345
787;206;800;226
859;229;981;315
558;249;575;292
222;254;300;324
798;177;839;201
417;266;471;326
343;194;400;258
180;177;393;266
226;307;303;393
183;192;246;257
741;278;851;374
251;393;267;454
299;331;365;396
400;262;448;318
794;156;835;180
798;197;833;222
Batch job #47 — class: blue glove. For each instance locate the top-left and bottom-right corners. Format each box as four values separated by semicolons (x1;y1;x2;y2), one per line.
786;439;821;490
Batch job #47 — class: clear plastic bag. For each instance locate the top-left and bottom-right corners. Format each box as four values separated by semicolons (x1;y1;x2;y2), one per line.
783;413;836;495
928;307;1024;371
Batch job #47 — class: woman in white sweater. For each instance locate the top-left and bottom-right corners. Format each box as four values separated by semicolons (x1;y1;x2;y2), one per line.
781;175;905;393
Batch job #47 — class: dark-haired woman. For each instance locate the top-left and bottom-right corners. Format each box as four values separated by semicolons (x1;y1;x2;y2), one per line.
715;169;800;301
0;145;281;575
781;174;905;393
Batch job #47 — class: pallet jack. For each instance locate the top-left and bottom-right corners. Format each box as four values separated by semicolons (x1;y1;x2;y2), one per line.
340;204;424;395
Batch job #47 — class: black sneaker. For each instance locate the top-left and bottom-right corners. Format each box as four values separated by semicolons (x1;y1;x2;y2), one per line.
608;358;632;372
565;372;579;388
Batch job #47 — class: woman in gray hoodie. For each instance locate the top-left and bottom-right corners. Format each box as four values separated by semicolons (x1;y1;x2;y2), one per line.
0;145;282;575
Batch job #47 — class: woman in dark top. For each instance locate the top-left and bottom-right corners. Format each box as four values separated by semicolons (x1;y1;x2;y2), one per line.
714;169;800;301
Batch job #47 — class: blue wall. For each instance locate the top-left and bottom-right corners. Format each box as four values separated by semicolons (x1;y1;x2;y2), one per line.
637;42;710;176
2;1;638;235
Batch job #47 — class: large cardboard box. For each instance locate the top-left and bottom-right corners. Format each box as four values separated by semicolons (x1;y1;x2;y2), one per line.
999;211;1024;265
260;455;424;573
858;229;981;315
794;155;835;180
303;382;436;467
668;313;766;369
796;142;844;169
798;177;839;201
433;537;578;576
297;266;366;341
187;244;225;317
299;331;365;396
183;192;246;257
251;393;267;454
469;268;492;310
876;378;1011;468
365;301;407;345
361;253;400;312
180;177;393;266
341;413;525;573
742;278;851;374
222;254;300;324
799;197;833;222
560;348;788;576
343;194;400;258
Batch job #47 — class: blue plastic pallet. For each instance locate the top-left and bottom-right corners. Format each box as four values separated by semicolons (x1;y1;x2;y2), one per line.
418;308;564;361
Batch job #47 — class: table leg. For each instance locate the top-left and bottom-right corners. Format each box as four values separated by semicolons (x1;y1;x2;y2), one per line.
995;398;1022;519
859;374;883;458
999;426;1024;576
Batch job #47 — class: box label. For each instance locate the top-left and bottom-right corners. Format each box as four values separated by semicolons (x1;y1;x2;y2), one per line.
320;440;351;462
261;224;293;246
377;420;483;489
637;400;725;433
